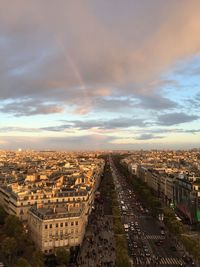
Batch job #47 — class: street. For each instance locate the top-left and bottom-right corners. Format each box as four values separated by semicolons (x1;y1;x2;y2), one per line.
109;156;193;267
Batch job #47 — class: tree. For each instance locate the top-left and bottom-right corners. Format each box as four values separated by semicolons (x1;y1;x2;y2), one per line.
14;257;31;267
31;250;45;267
56;247;70;266
1;237;17;267
115;235;130;267
4;215;23;238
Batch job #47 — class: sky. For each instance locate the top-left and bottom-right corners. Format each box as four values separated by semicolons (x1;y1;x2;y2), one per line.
0;0;200;150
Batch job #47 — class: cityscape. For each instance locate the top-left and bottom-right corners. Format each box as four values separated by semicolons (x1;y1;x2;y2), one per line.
0;150;200;266
1;1;200;267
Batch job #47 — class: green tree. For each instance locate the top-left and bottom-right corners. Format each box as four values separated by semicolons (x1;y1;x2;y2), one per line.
56;247;70;266
1;237;17;267
115;235;130;267
31;250;45;267
14;257;31;267
4;215;23;238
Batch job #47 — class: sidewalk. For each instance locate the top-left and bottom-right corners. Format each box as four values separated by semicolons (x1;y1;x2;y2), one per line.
76;200;116;267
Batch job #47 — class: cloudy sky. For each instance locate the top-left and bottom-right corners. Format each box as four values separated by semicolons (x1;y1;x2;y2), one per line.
0;0;200;150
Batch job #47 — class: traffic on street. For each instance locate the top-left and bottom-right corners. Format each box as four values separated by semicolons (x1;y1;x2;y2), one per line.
109;156;195;267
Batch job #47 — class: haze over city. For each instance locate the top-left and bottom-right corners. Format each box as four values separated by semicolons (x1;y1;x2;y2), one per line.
0;0;200;150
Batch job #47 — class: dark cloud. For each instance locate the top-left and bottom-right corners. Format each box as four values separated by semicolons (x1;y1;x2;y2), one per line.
41;117;148;132
0;99;64;116
94;97;136;112
157;112;199;126
132;127;200;137
136;94;177;110
135;133;165;140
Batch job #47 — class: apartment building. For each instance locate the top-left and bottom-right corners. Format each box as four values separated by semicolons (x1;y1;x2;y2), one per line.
28;202;87;253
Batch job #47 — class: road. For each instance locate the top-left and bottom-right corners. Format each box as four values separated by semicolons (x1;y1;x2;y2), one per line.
109;156;195;267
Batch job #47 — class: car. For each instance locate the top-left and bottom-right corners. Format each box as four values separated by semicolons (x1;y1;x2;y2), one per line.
128;244;133;250
131;252;137;257
161;230;165;235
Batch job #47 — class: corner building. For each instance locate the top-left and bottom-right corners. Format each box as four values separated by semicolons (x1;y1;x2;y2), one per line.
28;202;87;253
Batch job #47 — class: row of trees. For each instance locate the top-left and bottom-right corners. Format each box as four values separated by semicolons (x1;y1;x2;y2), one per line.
102;160;130;267
163;206;200;262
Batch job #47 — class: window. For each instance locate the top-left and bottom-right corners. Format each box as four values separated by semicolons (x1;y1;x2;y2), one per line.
75;221;78;226
60;230;63;238
71;222;74;226
65;222;68;227
56;223;58;228
45;225;48;229
60;223;63;227
49;224;52;228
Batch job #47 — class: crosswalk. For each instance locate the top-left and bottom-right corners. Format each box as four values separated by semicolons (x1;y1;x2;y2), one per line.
159;257;184;265
145;234;165;240
133;257;185;266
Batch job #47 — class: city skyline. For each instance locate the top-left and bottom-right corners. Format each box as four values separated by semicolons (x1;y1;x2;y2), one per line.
1;0;200;150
